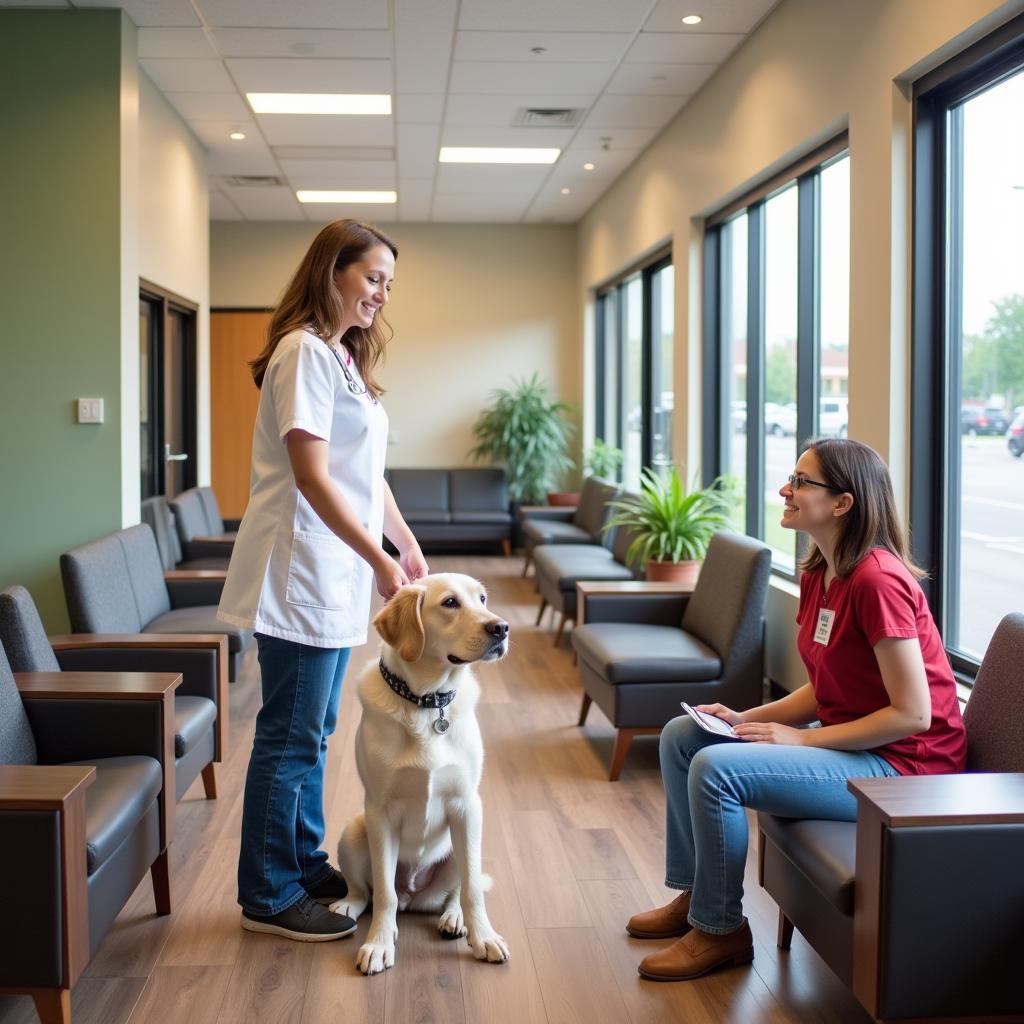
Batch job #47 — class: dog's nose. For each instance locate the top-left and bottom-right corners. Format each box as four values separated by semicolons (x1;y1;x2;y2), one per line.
487;620;509;641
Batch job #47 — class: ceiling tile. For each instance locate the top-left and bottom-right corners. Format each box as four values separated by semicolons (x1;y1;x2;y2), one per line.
287;173;397;192
444;94;593;126
397;178;435;200
397;123;441;177
69;0;198;26
458;0;649;33
279;159;397;182
396;94;445;124
138;27;217;59
625;32;744;64
187;117;258;146
195;0;389;30
274;145;396;160
398;193;432;221
643;0;779;34
296;201;398;223
432;193;530;220
209;190;243;219
395;0;458;94
449;60;612;95
606;62;715;95
226;57;393;94
435;163;550;195
165;92;250;120
572;125;660;150
210;27;392;59
585;93;684;129
207;146;280;176
255;113;395;147
453;30;632;63
140;58;235;93
440;124;576;148
221;185;305;219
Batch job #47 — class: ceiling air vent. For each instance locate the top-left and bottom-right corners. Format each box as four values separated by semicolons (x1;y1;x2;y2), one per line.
512;108;584;128
221;175;285;187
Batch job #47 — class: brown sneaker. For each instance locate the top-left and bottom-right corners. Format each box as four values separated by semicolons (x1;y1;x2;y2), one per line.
638;920;754;981
626;891;693;939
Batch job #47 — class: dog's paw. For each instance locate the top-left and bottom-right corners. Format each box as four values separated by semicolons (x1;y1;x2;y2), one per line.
332;896;368;920
438;907;467;940
467;930;510;963
356;935;396;976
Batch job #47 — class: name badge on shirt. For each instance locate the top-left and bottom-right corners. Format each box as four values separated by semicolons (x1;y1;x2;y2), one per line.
814;608;836;646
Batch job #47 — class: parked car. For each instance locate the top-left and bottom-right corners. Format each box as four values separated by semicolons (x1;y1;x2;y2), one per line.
764;402;797;436
818;397;848;437
1007;411;1024;457
961;404;1010;436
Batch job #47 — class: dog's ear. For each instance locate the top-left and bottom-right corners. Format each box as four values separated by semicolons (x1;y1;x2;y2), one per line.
373;584;427;662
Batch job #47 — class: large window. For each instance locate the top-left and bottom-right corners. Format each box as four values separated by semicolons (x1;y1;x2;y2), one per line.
913;21;1024;670
595;252;674;491
705;142;850;575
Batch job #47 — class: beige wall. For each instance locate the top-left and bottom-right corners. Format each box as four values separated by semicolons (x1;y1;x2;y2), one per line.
577;0;1024;688
137;71;210;490
211;221;580;473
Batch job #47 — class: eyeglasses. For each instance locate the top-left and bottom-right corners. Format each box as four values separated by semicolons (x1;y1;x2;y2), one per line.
787;473;834;492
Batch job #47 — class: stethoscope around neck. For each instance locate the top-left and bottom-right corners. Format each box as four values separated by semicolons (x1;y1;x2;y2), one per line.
328;344;377;404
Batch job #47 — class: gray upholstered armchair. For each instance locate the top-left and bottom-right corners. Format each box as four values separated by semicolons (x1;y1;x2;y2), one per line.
758;612;1024;1022
142;495;230;573
168;486;238;563
0;639;180;1024
0;585;222;803
572;531;771;779
60;523;252;681
519;476;620;577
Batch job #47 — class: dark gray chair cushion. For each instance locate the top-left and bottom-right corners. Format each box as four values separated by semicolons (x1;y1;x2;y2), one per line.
522;519;595;547
963;612;1024;772
0;642;37;766
65;755;162;875
61;525;171;634
175;695;217;758
169;489;211;546
450;469;509;517
0;585;60;673
141;496;182;571
451;510;512;524
574;622;722;684
534;546;620;592
197;487;226;535
145;606;251;654
758;814;856;915
387;469;450;517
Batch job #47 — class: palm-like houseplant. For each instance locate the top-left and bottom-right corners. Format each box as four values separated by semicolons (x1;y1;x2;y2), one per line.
469;373;576;505
605;466;736;584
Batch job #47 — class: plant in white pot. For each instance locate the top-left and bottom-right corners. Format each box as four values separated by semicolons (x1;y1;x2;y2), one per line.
605;467;736;585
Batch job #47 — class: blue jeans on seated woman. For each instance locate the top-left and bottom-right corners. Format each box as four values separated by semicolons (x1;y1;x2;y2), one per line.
238;634;350;916
659;715;899;935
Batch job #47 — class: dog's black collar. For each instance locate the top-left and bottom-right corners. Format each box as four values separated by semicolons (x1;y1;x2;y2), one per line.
378;659;456;734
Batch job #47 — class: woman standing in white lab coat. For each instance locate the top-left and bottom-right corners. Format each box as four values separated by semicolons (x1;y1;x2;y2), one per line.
219;219;427;941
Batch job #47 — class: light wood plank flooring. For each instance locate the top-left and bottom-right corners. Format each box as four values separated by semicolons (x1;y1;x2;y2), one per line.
0;556;872;1024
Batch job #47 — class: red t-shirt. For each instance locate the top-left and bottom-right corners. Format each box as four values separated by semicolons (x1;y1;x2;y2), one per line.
796;548;966;776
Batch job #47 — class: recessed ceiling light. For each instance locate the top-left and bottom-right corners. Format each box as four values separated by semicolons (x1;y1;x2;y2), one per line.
438;147;560;165
530;46;547;55
229;131;246;141
247;93;391;115
681;14;703;25
296;190;397;204
560;187;571;195
583;162;595;171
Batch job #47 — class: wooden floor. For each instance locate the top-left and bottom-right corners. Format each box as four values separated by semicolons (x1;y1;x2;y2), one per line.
1;555;873;1024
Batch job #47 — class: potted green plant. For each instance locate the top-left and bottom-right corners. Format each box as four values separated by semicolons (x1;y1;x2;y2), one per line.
605;466;736;585
583;438;624;482
469;373;576;505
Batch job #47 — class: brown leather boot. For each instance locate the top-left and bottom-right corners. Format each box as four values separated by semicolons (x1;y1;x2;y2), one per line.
638;919;754;981
626;891;693;939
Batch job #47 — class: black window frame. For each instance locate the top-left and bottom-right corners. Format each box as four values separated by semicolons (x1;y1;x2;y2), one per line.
910;13;1024;679
703;136;849;578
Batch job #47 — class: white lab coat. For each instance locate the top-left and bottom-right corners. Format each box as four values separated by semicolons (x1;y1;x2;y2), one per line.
217;328;388;648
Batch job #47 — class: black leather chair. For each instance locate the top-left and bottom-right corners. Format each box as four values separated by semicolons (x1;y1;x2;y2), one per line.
0;585;220;803
0;639;179;1024
758;612;1024;1022
60;523;252;681
519;476;620;577
142;495;230;572
572;532;771;779
168;486;238;564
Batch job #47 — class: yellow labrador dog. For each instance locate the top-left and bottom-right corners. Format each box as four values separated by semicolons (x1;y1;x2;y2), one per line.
335;573;511;975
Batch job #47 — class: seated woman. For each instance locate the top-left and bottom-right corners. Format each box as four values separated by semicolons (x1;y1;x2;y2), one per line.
628;437;966;982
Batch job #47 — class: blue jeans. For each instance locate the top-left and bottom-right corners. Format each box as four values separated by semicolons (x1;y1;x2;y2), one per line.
659;715;899;934
238;634;350;916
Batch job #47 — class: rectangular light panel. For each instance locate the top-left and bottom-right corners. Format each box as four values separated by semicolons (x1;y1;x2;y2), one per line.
248;93;392;115
438;146;560;164
296;190;398;203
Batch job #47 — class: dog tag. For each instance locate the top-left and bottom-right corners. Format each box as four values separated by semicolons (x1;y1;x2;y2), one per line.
433;715;450;735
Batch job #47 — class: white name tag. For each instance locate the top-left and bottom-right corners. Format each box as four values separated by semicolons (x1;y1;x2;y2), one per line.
814;608;836;646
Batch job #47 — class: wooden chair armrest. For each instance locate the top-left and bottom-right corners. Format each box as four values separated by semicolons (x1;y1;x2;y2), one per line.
164;569;228;582
0;764;95;810
576;581;695;597
15;671;182;699
190;535;234;545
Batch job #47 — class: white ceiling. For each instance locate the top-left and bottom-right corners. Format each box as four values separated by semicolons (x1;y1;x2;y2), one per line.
31;0;781;223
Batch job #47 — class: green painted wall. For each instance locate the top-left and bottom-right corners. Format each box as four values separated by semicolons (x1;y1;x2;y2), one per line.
0;10;127;631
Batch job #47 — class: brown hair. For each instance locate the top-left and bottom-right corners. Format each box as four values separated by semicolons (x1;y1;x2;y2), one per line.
798;437;925;580
250;219;398;395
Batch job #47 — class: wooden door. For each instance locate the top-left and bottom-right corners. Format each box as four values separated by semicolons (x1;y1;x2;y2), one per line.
211;311;270;519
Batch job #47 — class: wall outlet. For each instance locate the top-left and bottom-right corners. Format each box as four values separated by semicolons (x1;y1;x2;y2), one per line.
77;398;104;424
